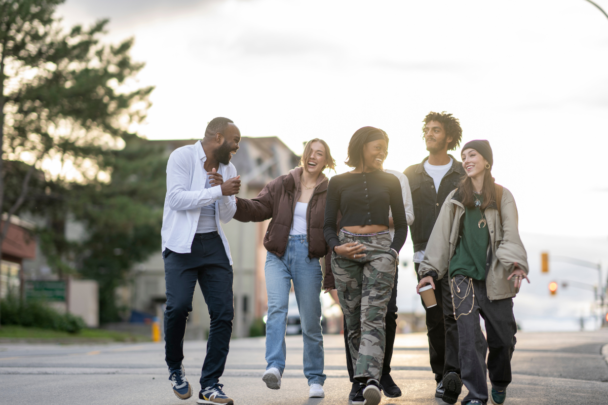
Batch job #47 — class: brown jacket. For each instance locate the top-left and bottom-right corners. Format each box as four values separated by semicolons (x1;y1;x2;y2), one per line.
418;187;529;300
233;167;334;288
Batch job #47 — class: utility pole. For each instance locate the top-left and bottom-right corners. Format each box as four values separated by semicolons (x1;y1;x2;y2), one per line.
553;256;605;327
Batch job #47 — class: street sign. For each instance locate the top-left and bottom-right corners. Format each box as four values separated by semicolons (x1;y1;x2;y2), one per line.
25;280;66;302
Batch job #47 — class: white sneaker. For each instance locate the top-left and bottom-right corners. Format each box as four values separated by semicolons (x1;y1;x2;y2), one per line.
309;383;325;398
262;367;281;390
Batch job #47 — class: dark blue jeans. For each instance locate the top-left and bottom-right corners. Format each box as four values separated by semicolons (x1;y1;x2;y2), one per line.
163;232;234;389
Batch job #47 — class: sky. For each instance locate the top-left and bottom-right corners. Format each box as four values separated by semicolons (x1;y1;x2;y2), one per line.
57;0;608;329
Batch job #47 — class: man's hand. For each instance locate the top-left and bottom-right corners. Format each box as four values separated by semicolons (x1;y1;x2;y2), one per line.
507;262;530;289
208;168;223;186
221;175;241;196
334;242;366;259
416;276;435;294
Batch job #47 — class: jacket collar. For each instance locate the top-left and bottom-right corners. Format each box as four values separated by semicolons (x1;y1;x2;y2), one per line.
283;167;328;194
452;188;498;210
415;154;465;176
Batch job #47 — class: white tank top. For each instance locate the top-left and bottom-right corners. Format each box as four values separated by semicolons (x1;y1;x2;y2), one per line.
290;202;308;235
196;173;217;234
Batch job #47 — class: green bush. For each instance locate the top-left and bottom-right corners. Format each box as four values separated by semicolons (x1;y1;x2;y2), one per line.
249;317;266;337
0;294;86;334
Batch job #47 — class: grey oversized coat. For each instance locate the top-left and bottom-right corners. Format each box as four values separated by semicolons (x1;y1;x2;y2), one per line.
418;186;529;301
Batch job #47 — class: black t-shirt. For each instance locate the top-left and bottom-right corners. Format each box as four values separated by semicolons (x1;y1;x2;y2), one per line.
323;170;408;252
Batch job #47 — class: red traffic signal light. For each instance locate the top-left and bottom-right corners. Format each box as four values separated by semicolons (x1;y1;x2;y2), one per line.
549;281;558;295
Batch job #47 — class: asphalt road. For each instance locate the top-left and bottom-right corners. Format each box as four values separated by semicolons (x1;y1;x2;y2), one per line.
1;330;607;405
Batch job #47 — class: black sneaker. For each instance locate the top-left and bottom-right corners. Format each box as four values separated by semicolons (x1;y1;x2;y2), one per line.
380;374;402;398
435;380;445;398
351;383;365;405
441;372;463;404
349;382;360;402
363;379;382;405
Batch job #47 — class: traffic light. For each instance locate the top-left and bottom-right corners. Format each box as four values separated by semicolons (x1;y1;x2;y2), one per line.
541;252;549;273
549;281;558;296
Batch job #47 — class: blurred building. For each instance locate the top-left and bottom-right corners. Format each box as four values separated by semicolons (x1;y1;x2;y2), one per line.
0;215;37;299
129;137;300;339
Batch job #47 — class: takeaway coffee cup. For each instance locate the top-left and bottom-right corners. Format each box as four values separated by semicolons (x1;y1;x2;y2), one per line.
419;284;437;308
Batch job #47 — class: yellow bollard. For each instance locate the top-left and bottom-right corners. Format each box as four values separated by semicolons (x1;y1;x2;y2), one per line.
152;317;161;342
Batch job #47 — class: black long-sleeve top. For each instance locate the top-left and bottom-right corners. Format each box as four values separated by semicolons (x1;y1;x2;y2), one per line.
323;170;408;252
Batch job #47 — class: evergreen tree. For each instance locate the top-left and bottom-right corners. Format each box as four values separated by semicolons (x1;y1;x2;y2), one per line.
0;0;163;324
73;135;167;323
0;0;153;250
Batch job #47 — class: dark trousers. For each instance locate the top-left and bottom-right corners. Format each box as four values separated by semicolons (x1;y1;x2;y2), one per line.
344;269;398;382
415;263;460;383
163;232;234;389
453;275;516;405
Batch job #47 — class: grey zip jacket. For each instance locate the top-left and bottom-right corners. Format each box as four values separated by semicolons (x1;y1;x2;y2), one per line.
418;186;529;300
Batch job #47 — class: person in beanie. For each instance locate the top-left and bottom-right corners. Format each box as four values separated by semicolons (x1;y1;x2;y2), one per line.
324;126;408;405
417;140;529;405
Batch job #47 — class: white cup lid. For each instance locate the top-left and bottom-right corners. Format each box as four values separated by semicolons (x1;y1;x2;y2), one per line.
419;284;433;292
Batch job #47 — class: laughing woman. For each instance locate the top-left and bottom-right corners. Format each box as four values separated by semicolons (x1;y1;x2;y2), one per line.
417;140;529;405
233;139;335;399
324;127;408;405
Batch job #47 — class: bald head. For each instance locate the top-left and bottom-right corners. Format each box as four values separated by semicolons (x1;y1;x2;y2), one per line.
205;117;234;138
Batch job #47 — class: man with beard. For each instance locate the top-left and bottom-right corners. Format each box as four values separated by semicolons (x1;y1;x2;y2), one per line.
161;117;241;405
404;111;465;404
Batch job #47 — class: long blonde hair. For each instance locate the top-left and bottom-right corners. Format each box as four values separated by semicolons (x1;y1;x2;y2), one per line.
300;138;336;171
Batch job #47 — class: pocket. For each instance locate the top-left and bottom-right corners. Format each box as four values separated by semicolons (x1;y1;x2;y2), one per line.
162;248;173;259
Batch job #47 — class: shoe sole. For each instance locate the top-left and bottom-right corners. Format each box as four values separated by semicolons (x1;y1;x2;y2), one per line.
262;372;281;390
490;394;505;405
363;385;381;405
197;399;234;405
441;373;462;405
309;393;325;398
173;385;193;400
383;388;402;399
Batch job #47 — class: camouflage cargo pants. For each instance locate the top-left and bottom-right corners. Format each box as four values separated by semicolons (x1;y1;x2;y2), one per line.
331;230;397;382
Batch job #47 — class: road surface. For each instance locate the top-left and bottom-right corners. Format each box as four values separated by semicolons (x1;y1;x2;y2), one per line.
1;330;607;404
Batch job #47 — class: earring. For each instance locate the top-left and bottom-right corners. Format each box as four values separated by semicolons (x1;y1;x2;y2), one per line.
485;163;491;169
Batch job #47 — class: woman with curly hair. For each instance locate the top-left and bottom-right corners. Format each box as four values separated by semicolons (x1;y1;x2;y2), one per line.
324;126;408;405
417;140;529;405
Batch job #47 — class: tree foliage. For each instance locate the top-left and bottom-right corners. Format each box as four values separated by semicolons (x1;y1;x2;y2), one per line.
74;136;167;323
1;0;165;323
1;0;153;244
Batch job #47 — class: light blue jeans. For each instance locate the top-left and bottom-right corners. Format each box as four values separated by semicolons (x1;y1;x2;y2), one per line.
264;234;326;386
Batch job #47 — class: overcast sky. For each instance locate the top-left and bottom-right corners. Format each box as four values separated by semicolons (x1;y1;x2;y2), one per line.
56;0;608;330
57;1;608;239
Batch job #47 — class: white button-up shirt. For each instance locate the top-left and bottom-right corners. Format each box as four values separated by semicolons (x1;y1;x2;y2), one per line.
161;141;237;264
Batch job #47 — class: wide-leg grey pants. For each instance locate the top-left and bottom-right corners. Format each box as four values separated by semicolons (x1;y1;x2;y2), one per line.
452;275;517;405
